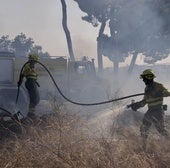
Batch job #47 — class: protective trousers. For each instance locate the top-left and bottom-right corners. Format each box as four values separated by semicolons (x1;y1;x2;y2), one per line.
140;106;169;139
25;78;40;112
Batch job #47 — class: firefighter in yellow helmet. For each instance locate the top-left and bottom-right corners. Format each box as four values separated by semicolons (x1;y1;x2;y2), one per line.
129;69;170;149
17;53;40;118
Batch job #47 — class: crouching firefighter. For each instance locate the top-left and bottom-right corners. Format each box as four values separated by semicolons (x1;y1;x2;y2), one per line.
17;53;40;118
128;69;170;149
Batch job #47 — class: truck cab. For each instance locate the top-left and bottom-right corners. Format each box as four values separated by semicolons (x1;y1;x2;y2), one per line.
0;52;29;120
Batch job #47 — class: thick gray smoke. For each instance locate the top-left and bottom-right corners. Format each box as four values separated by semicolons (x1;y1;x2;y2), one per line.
75;0;170;63
72;0;170;115
108;0;170;63
35;1;170;123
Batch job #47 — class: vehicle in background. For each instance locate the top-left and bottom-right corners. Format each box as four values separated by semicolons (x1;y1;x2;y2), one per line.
0;52;29;120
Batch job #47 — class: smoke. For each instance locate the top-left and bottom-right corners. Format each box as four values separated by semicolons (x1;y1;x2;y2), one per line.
75;0;170;64
33;1;170;126
109;1;169;61
73;36;97;61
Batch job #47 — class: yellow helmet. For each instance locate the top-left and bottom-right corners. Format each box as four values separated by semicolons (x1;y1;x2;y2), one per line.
28;53;39;61
140;69;156;79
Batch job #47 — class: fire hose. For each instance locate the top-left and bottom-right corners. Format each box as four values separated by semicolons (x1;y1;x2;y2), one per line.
16;60;144;106
0;60;144;120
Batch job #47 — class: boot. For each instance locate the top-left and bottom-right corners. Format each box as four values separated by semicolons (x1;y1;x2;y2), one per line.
27;108;37;120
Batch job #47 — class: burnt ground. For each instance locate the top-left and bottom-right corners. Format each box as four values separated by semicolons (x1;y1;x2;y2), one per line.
0;108;170;143
0;114;55;141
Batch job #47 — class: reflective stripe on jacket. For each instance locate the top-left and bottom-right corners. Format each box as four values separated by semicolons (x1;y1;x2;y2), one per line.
23;63;38;80
138;82;170;109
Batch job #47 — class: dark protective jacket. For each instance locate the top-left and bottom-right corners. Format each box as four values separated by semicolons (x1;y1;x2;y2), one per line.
138;81;170;109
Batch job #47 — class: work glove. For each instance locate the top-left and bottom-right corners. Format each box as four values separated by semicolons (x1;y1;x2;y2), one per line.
127;102;140;111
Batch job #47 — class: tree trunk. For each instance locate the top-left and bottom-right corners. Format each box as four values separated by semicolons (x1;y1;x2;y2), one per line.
97;20;106;72
60;0;75;61
128;51;138;74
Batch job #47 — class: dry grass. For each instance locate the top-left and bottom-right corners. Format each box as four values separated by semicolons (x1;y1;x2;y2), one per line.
0;105;170;168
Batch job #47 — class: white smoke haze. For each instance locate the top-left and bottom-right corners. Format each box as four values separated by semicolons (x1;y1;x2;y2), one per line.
37;61;170;116
2;3;170;162
73;0;170;65
21;0;170;133
72;36;97;61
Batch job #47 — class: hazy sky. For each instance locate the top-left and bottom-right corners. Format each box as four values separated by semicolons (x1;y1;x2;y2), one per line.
0;0;102;61
0;0;170;67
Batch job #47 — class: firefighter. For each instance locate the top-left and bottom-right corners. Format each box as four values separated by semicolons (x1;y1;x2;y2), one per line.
129;69;170;149
17;53;40;118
